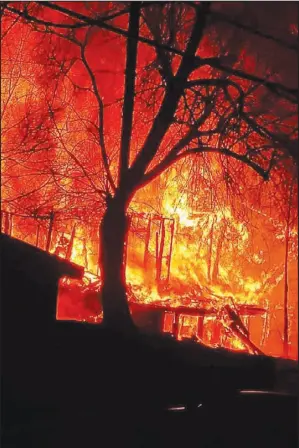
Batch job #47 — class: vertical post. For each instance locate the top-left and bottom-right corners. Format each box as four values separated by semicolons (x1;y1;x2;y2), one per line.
212;320;221;345
243;315;250;337
123;214;131;269
4;212;10;234
283;217;290;358
158;218;166;281
46;211;54;252
212;221;227;282
82;238;88;269
260;305;269;348
155;230;159;283
97;221;101;277
9;213;13;236
172;312;179;340
283;175;294;358
207;217;215;282
66;224;76;260
197;315;204;339
36;221;40;247
166;219;175;284
143;215;151;269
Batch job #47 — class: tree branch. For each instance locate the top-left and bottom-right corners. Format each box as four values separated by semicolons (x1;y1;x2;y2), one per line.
119;2;140;188
196;58;298;104
50;108;107;198
80;41;116;192
184;146;273;179
241;112;298;164
6;2;297;103
3;176;53;203
128;2;211;189
138;97;218;188
210;10;298;52
4;4;89;29
142;8;173;83
142;144;273;188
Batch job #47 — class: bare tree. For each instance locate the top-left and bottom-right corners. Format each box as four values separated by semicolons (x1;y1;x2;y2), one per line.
2;2;297;331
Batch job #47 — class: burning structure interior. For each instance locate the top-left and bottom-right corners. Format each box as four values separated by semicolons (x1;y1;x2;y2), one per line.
1;204;296;360
1;2;297;363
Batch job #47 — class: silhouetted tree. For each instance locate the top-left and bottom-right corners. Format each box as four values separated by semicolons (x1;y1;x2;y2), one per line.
2;2;297;330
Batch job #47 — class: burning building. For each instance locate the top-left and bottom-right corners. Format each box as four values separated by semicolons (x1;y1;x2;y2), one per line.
1;199;296;360
1;3;297;360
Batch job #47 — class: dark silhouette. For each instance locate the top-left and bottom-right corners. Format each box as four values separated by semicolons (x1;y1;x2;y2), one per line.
1;233;297;447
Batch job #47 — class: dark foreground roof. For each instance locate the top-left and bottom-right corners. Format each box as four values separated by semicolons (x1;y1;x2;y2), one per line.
0;233;84;284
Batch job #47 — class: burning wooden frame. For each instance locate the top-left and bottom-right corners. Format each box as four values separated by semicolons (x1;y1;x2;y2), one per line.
128;212;175;287
2;208;270;355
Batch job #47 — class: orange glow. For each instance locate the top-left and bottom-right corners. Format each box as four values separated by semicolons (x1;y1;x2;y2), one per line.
1;4;297;361
49;180;297;359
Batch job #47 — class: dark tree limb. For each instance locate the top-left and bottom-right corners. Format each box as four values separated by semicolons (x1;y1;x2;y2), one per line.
241;112;298;164
119;2;140;188
141;142;273;189
128;2;211;189
5;2;297;103
196;58;298;104
210;10;298;52
80;41;116;193
184;146;273;179
142;8;173;83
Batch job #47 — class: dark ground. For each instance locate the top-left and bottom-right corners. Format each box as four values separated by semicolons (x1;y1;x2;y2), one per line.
2;233;297;447
2;323;298;448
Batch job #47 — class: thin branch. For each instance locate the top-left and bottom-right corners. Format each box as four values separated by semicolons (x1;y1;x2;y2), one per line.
4;4;88;29
210;10;298;52
5;3;130;29
3;176;53;203
129;2;211;188
196;58;298;104
186;78;244;99
184;146;272;179
0;13;20;39
241;112;298;163
79;41;116;192
50;108;107;198
5;2;297;102
142;9;173;83
138;97;218;188
142;144;272;188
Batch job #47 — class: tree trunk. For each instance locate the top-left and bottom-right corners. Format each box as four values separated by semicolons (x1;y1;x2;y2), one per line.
99;197;135;331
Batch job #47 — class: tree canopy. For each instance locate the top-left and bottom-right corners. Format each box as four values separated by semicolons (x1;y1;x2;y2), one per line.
1;2;298;331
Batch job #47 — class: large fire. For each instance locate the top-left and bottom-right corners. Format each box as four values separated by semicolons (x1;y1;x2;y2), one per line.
1;3;297;360
1;146;298;359
4;167;296;358
49;181;296;360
